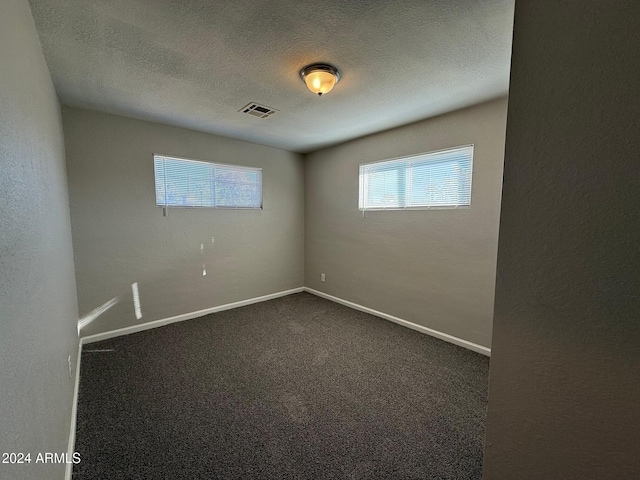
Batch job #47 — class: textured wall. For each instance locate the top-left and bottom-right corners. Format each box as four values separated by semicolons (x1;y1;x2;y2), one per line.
63;108;304;337
483;2;640;478
304;98;508;348
0;1;79;479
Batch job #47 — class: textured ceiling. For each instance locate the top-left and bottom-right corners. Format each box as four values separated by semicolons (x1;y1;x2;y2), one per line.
29;0;514;153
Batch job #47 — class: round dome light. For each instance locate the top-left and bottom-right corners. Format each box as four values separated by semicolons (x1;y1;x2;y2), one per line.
300;63;341;97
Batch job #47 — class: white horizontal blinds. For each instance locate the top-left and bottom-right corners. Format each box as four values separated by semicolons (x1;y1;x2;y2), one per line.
153;155;262;208
406;146;473;207
359;159;406;208
358;145;473;210
154;157;167;205
214;165;262;208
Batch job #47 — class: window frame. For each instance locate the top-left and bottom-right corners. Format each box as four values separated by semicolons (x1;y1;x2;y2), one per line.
153;153;263;210
358;144;474;211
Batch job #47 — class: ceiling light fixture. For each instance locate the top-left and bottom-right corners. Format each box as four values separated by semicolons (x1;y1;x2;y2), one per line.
300;63;341;97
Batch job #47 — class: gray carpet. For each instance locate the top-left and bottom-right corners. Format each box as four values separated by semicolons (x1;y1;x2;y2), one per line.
73;292;489;479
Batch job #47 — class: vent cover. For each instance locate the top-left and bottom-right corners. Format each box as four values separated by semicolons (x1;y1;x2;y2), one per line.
239;102;278;119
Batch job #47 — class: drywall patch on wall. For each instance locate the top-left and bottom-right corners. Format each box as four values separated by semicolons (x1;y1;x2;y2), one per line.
0;1;79;478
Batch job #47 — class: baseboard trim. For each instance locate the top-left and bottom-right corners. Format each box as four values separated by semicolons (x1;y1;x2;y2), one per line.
79;284;488;351
80;287;305;345
303;287;491;356
65;339;82;480
68;285;487;478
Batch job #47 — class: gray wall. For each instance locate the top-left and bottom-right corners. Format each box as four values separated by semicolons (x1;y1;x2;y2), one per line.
0;1;79;479
305;98;508;348
483;2;640;478
63;108;304;337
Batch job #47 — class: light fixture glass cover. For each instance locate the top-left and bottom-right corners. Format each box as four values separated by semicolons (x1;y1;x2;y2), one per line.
300;64;340;96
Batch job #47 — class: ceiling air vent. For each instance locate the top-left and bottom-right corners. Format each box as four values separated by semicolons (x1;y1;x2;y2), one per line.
239;102;278;119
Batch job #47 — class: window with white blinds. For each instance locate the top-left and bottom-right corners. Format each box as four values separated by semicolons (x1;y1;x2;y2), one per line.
153;155;262;209
358;145;473;210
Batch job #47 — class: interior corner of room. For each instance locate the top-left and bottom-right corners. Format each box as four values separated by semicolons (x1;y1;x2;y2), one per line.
2;0;638;478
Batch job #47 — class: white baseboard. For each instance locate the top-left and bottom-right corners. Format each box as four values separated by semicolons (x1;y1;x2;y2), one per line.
67;285;487;479
80;284;490;351
81;287;305;345
65;339;82;480
303;287;491;356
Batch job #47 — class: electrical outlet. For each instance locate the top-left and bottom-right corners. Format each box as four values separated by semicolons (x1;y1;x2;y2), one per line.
321;273;326;282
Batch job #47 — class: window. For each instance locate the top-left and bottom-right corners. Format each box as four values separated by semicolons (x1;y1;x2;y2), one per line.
153;154;262;209
358;145;473;210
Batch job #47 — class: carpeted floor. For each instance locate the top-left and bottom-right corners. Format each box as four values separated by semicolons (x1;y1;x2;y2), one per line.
72;292;489;479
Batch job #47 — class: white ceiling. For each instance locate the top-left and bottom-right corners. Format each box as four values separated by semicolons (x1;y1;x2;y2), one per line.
29;0;514;153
